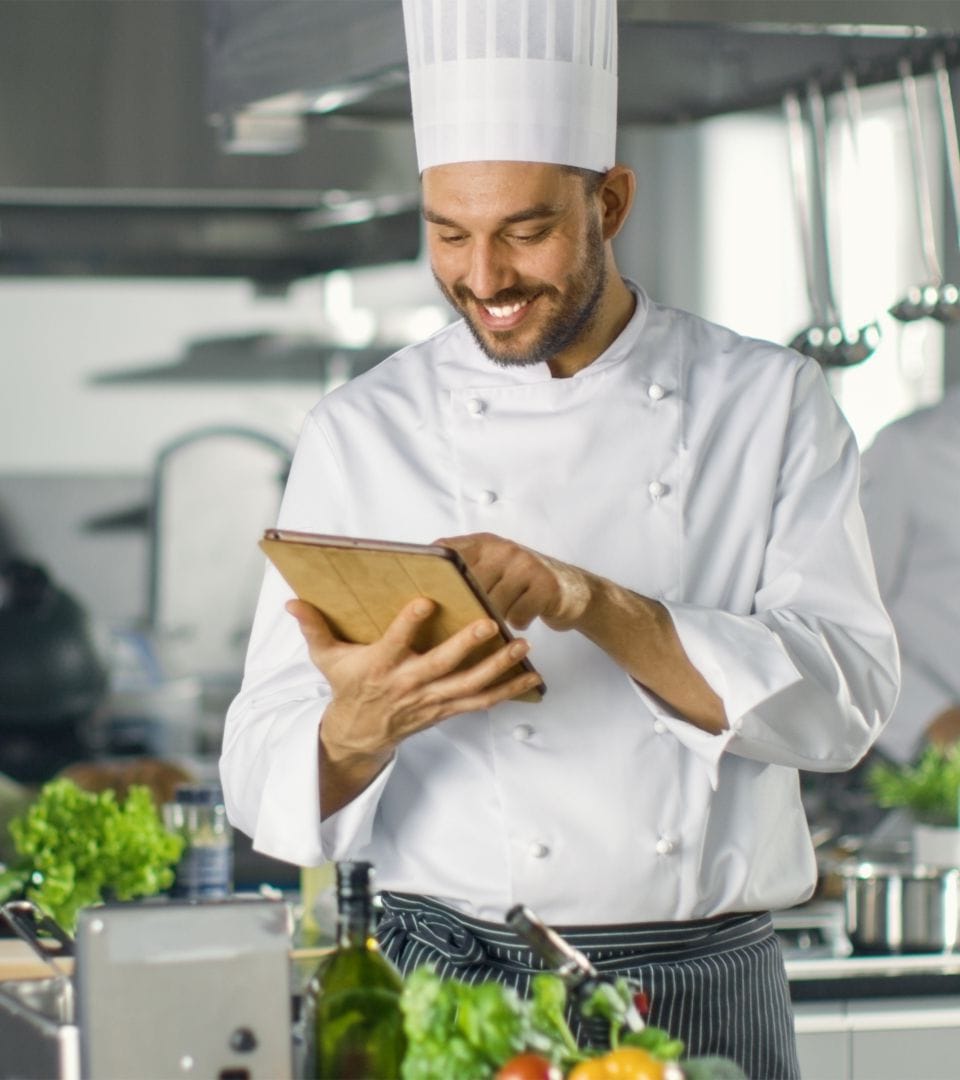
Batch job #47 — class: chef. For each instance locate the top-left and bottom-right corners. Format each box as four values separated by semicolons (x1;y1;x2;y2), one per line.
219;2;898;1075
860;384;960;763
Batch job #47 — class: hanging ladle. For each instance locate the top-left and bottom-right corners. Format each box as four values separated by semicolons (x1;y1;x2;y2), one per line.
785;88;839;363
931;51;960;322
834;69;882;364
785;81;880;365
889;58;960;322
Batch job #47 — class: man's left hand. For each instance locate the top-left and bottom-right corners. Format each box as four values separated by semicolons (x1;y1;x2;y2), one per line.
436;530;728;735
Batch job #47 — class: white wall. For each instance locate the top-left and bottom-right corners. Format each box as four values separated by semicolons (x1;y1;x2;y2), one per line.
1;277;325;474
0;259;445;634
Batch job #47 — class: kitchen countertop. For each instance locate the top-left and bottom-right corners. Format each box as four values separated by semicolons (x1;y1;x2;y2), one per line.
5;934;960;1000
6;898;960;1003
785;950;960;1002
0;940;72;982
775;899;960;1002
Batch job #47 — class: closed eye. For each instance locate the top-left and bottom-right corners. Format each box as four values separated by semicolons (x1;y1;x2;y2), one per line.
509;228;550;243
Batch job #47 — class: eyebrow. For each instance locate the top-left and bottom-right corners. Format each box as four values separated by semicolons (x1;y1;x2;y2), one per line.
422;203;561;228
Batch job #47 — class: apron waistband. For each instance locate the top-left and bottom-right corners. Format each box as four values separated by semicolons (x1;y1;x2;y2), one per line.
377;890;774;973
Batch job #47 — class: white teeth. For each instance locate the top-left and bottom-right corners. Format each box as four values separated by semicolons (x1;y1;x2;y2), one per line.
484;299;527;318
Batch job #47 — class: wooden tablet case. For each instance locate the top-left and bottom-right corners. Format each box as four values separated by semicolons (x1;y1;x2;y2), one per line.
259;530;544;703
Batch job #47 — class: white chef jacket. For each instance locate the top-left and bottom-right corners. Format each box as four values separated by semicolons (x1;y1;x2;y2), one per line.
220;284;898;925
860;386;960;764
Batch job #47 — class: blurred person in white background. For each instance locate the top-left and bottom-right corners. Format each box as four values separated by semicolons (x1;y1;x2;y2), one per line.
860;383;960;763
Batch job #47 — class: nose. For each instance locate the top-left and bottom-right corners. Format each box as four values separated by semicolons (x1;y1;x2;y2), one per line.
462;237;517;301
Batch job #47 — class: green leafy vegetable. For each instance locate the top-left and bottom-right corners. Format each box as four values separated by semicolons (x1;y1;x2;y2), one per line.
400;967;511;1079
0;778;184;931
578;978;658;1052
399;967;689;1079
867;745;960;825
681;1056;748;1079
528;974;580;1059
620;1027;685;1061
457;979;528;1064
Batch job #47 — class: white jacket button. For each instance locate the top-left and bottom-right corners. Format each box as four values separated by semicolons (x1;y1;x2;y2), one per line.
512;723;535;742
648;383;666;401
655;836;676;856
529;841;550;859
466;397;485;416
653;720;667;735
648;480;667;499
478;489;498;505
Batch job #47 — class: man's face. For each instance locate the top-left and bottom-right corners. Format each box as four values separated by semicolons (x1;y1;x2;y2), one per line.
422;161;607;371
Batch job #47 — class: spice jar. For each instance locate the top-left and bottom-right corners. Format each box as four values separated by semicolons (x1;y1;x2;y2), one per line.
163;782;233;899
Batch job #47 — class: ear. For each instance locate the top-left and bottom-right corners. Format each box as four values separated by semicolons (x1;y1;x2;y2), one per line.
597;165;635;241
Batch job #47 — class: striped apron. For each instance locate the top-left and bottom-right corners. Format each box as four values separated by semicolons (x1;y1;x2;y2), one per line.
377;892;800;1080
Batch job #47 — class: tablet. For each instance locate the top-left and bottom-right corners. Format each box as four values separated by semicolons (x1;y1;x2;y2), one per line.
260;529;545;703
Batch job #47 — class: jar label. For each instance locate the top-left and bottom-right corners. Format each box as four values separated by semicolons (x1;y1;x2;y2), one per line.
171;845;233;898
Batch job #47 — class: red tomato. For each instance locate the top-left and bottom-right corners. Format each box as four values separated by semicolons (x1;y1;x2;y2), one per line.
495;1052;564;1080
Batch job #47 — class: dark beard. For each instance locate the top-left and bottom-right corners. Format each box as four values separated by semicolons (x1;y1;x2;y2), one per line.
433;217;607;368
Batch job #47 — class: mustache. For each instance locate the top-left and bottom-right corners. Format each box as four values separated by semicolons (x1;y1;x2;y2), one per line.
451;284;548;307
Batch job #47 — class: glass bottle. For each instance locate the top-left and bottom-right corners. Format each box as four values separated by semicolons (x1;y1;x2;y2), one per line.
305;861;407;1079
162;783;233;899
506;903;646;1034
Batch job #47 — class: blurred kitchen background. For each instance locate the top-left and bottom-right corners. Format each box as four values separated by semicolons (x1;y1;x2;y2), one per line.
1;0;958;794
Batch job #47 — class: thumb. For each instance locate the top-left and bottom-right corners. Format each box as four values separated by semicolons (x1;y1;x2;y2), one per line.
286;599;337;650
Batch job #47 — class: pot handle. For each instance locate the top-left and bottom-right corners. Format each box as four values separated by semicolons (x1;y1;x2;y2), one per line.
1;899;74;978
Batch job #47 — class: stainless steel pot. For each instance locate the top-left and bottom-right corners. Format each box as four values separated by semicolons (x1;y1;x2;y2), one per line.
841;861;960;954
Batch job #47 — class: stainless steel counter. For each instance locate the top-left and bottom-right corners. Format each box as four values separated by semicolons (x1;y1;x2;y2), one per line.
787;950;960;983
775;898;960;1008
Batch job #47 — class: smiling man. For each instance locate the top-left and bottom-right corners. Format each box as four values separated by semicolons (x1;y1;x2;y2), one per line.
423;162;624;375
219;3;899;1077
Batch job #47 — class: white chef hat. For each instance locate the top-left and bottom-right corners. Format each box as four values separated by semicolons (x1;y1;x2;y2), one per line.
401;0;618;173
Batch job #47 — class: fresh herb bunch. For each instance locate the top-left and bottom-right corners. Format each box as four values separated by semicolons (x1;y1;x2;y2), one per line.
399;967;686;1080
867;745;960;826
0;778;184;931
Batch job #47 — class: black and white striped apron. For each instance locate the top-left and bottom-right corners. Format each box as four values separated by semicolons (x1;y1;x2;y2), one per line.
377;892;800;1080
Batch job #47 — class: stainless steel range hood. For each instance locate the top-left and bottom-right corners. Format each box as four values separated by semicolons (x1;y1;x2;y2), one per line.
0;0;422;285
3;1;960;286
206;0;960;129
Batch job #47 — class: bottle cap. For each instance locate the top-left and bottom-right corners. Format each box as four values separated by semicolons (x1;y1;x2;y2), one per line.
173;783;224;806
336;861;374;898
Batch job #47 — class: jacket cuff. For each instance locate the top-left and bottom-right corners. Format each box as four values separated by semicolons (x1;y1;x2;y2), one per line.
630;601;803;789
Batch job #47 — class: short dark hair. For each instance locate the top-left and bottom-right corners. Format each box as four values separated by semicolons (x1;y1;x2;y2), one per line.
560;165;606;196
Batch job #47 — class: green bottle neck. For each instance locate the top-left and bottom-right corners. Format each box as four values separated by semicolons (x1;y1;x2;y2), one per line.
336;896;376;949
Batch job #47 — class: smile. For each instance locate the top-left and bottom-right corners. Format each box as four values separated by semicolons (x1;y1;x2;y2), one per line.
474;294;539;332
483;298;529;318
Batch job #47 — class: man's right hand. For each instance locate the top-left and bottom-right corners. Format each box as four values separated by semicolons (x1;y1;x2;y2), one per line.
286;596;541;816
